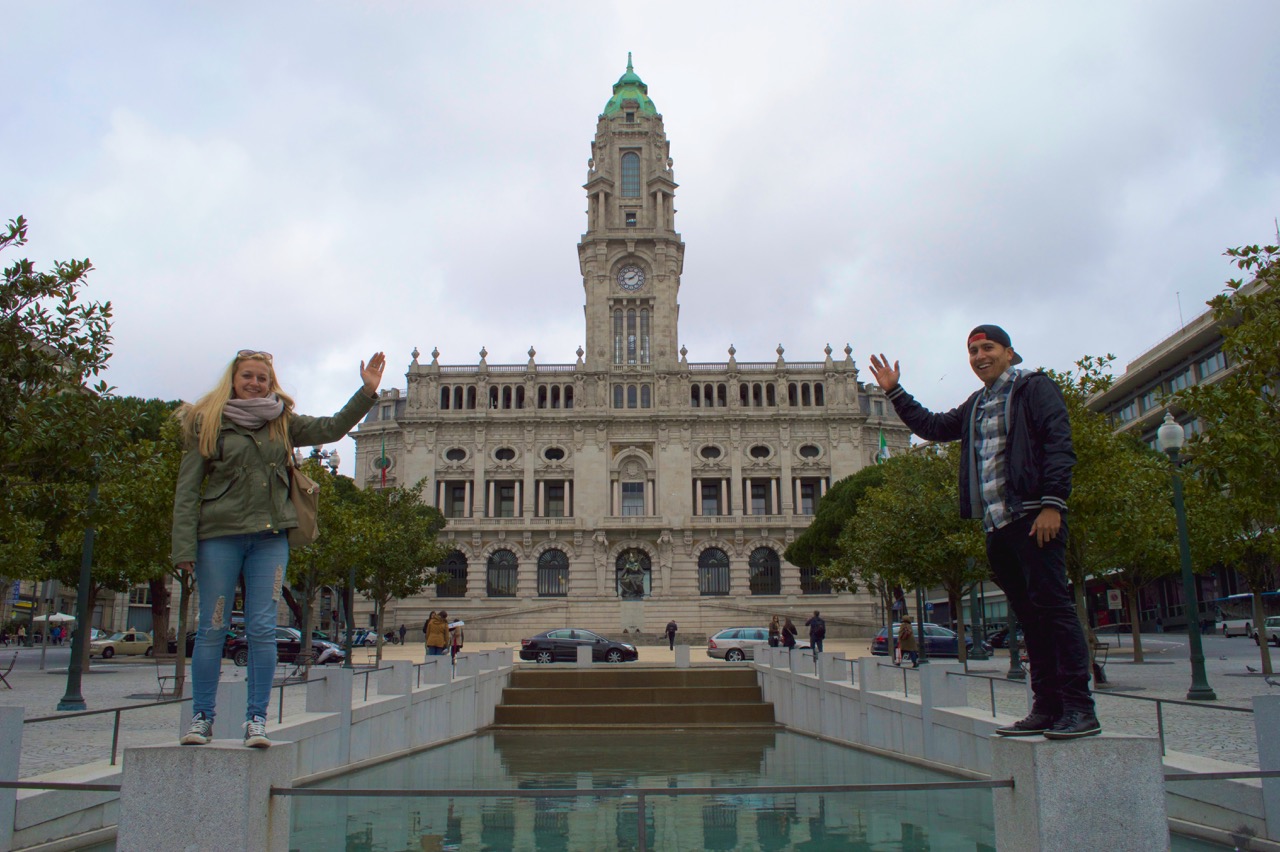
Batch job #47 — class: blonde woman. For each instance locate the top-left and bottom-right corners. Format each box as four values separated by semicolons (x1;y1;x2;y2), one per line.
172;349;385;747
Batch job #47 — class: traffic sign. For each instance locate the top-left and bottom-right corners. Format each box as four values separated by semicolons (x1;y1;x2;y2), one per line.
1107;589;1123;610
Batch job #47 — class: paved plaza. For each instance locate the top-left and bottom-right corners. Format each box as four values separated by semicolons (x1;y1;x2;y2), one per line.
0;631;1272;778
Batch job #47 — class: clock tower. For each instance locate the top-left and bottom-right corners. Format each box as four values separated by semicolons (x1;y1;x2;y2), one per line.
578;55;685;372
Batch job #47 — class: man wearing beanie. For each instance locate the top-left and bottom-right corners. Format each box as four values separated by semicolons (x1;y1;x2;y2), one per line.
868;325;1100;739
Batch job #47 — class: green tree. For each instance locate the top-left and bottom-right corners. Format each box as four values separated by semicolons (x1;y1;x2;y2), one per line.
834;447;987;660
285;459;365;671
1176;242;1280;673
785;465;886;574
351;481;449;665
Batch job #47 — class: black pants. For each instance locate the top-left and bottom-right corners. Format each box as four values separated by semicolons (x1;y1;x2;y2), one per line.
668;634;675;650
987;514;1094;717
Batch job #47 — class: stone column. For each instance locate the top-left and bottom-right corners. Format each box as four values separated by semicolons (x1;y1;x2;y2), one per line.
118;740;297;852
695;480;704;516
487;481;495;518
723;478;732;515
465;479;475;518
537;481;546;517
0;707;21;852
1255;694;1280;840
991;735;1166;852
771;478;780;515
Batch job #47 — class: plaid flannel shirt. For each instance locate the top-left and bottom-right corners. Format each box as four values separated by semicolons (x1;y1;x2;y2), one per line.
975;367;1042;531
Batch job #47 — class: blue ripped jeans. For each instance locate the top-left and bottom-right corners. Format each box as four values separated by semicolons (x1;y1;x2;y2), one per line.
191;531;289;722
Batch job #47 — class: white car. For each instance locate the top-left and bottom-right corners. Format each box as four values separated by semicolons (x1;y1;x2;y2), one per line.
89;630;154;659
1254;616;1280;647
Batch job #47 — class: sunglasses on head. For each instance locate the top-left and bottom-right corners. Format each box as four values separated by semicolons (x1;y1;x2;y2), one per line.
237;350;273;361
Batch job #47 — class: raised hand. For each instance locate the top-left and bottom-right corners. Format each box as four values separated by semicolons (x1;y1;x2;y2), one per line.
361;352;387;395
868;353;901;391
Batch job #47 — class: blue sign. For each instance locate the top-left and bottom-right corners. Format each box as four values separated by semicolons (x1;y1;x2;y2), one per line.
925;602;934;612
10;581;19;604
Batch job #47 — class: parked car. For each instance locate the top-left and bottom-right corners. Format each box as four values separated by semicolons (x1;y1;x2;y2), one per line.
89;630;154;659
1254;616;1280;647
869;623;990;658
226;626;346;667
519;628;637;663
706;627;811;661
986;627;1025;649
170;629;238;657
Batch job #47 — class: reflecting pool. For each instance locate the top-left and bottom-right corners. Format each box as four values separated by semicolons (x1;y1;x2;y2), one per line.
291;729;997;851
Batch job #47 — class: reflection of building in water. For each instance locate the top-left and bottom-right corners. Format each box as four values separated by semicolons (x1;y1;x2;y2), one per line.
353;58;910;640
290;730;995;850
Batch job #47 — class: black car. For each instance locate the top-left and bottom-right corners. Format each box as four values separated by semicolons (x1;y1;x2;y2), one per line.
986;628;1025;649
519;628;638;664
870;623;991;657
226;626;346;666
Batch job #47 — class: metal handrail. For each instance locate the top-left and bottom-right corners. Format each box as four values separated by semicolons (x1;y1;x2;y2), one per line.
26;697;191;767
355;666;395;701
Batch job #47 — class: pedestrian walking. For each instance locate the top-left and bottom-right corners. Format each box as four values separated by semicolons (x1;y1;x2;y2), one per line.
871;325;1100;739
449;619;464;663
805;611;826;654
398;624;407;645
781;617;797;649
425;611;450;658
665;620;678;650
768;615;781;647
172;348;386;748
897;617;919;667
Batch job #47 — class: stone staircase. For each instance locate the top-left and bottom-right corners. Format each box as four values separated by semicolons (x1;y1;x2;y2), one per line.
492;666;776;728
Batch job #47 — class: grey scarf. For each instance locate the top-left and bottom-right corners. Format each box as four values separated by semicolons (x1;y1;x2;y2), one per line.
223;395;284;431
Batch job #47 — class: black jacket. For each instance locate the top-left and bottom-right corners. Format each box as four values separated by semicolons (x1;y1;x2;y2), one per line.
885;371;1074;520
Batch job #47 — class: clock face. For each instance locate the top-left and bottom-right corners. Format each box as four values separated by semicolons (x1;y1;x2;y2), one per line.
617;265;646;292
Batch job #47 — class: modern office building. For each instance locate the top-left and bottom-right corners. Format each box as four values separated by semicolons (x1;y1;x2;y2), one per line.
350;59;911;641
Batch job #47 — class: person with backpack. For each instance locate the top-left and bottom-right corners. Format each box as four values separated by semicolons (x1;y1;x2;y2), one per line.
805;611;826;654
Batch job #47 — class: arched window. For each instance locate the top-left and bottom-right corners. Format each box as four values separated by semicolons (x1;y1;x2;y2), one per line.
749;547;781;596
740;383;750;406
640;385;651;408
766;384;777;406
502;386;512;409
551;386;561;409
815;383;825;406
640;309;650;364
440;387;451;409
753;384;764;407
537;549;568;597
691;384;701;408
801;384;811;406
613;309;624;365
564;386;574;409
615;549;651;598
800;565;833;595
621;151;641;197
698;548;730;596
465;387;476;409
717;384;728;407
627;384;638;409
515;387;525;409
486;549;517;597
438;551;467;598
454;386;464;410
488;387;499;409
537;386;548;409
614;385;624;409
627;309;637;364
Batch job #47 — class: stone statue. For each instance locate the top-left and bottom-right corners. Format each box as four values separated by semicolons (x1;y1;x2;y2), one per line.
618;552;647;599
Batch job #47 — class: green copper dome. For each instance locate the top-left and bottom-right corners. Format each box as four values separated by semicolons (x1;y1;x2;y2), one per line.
603;53;657;116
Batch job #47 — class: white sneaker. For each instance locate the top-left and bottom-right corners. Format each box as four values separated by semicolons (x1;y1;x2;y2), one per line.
243;715;270;749
180;713;213;745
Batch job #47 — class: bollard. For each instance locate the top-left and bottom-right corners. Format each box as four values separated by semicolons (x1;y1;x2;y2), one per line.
992;734;1166;851
1255;694;1280;841
377;660;413;696
575;645;593;668
674;645;690;668
819;652;847;682
118;740;297;852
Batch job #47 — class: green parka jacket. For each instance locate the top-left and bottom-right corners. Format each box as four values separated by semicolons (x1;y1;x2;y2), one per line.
170;389;377;565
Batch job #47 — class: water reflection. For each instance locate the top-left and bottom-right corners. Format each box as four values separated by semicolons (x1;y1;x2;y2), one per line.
291;729;998;851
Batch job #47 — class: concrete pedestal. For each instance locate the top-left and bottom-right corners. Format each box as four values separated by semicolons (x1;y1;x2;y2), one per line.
992;734;1166;851
1255;694;1280;840
674;645;690;668
118;740;296;852
0;706;22;852
575;645;592;667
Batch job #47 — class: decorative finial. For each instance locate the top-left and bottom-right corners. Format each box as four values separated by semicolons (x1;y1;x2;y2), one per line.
776;344;785;357
528;346;536;359
843;344;852;357
479;346;488;362
430;347;440;365
727;344;736;357
411;346;420;364
679;344;688;364
627;51;633;72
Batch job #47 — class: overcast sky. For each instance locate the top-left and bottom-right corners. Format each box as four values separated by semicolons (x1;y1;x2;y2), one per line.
5;2;1278;473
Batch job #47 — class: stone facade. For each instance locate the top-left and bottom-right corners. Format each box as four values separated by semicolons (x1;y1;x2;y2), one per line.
352;59;911;642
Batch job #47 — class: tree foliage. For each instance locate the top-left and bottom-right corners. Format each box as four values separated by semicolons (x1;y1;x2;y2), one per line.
784;464;885;571
1176;242;1280;672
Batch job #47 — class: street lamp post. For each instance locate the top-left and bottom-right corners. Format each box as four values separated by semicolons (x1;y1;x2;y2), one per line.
914;586;929;665
58;479;98;712
1156;413;1217;701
